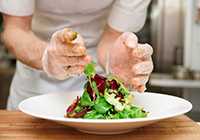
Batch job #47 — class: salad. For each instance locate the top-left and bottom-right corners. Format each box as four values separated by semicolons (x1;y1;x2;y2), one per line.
65;63;148;119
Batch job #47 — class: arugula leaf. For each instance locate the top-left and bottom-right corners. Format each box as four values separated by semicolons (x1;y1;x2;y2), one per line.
106;105;148;119
93;97;112;114
130;106;148;118
80;90;94;107
121;106;148;118
74;105;82;113
84;62;96;78
84;110;105;119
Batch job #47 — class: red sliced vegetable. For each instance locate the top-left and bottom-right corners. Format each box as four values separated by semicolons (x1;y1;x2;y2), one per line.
86;83;96;101
67;107;90;118
67;96;80;113
115;92;124;101
109;79;119;90
92;74;106;94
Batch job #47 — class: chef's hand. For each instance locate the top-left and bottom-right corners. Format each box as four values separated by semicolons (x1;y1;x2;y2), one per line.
42;28;91;80
108;32;153;92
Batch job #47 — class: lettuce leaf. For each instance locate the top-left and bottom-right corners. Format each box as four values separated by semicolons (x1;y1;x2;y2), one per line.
80;90;94;107
84;110;105;119
84;62;96;78
93;96;112;114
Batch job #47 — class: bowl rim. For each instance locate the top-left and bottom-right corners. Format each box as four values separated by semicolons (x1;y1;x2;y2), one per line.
18;92;192;124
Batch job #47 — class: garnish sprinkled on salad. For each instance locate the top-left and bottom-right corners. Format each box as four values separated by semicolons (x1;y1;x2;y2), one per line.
65;63;148;119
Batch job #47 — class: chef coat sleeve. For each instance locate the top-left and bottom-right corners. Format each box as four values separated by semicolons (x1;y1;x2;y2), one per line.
108;0;151;32
0;0;35;16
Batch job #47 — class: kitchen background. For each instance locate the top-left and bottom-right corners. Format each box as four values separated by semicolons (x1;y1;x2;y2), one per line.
0;0;200;120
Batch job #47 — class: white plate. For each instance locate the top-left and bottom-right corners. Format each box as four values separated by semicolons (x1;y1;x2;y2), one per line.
19;91;192;135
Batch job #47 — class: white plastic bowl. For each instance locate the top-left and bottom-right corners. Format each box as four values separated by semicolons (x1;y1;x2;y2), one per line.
19;91;192;135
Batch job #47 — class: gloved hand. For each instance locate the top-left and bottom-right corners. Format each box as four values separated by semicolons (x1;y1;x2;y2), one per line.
42;28;91;80
108;32;153;92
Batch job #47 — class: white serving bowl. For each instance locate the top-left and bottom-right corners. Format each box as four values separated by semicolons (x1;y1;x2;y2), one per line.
19;91;192;135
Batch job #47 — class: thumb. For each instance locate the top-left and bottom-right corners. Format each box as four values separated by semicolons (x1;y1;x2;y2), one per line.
115;32;138;48
120;32;138;49
117;32;138;48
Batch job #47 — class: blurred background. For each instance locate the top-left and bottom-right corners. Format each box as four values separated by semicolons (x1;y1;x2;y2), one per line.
0;0;200;121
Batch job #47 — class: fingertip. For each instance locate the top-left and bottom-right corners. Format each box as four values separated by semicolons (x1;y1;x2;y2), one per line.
132;43;153;58
131;78;146;92
116;32;138;48
142;43;153;55
137;85;146;93
132;61;154;75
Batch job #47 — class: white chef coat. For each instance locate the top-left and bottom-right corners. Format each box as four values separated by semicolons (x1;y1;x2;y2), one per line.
0;0;151;110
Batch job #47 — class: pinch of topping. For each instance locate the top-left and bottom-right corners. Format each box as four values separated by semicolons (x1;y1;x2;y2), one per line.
63;28;78;45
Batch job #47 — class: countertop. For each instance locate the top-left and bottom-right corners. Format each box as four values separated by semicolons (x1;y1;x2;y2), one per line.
0;110;200;140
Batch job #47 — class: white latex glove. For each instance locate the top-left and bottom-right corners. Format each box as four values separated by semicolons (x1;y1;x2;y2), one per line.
108;32;153;92
42;28;91;80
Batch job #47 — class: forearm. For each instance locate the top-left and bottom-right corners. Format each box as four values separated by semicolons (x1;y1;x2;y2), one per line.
2;26;47;70
97;25;121;68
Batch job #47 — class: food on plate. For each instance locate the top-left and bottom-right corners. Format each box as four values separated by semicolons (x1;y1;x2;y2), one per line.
65;63;148;119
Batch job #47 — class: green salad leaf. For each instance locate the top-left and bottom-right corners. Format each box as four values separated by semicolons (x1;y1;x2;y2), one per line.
74;105;82;113
106;106;148;119
84;110;104;119
80;91;94;107
84;62;96;78
91;81;100;97
93;96;112;114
